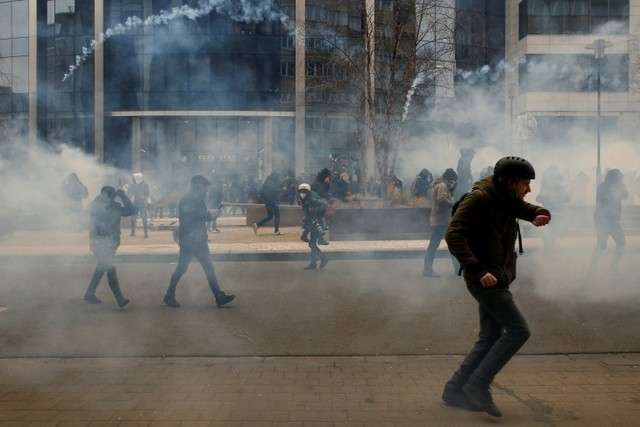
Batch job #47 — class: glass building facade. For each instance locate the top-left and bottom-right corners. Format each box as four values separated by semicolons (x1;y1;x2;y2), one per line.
0;0;29;137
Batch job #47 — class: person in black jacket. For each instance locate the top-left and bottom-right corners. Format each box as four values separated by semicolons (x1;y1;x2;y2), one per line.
252;172;283;235
442;157;550;418
592;168;629;269
298;183;329;270
163;175;235;308
312;168;332;200
84;186;135;307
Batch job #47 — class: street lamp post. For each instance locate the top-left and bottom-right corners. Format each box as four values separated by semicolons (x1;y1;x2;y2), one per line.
586;39;612;187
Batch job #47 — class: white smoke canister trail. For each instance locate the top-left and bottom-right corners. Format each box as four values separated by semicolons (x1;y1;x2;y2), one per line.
402;71;426;122
62;0;290;82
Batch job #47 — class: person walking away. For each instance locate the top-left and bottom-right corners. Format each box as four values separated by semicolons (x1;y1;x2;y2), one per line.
442;156;550;417
62;173;88;214
455;148;475;200
208;171;224;233
129;172;151;238
298;183;329;270
536;166;570;250
84;187;135;307
252;172;283;235
423;168;459;277
592;168;628;270
163;175;235;308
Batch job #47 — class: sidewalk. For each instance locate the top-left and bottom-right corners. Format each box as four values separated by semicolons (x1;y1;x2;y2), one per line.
1;218;640;263
0;354;638;426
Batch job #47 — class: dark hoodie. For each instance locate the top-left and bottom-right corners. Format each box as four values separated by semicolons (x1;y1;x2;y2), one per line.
445;176;549;289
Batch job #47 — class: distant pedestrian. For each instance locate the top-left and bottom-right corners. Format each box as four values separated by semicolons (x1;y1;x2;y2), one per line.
423;168;459;277
129;173;151;238
442;156;550;418
455;148;475;200
84;187;135;307
298;183;329;270
208;171;223;233
412;169;433;200
592;168;629;270
62;173;88;214
313;168;332;200
252;172;283;235
163;175;235;308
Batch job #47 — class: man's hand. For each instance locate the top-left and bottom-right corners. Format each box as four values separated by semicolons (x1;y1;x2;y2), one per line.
532;215;551;227
480;272;498;288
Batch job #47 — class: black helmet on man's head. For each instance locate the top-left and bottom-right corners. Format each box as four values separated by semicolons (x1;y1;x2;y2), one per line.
442;168;458;181
100;186;116;199
494;156;536;180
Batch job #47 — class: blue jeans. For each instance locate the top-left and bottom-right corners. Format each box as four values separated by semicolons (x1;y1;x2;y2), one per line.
424;225;459;273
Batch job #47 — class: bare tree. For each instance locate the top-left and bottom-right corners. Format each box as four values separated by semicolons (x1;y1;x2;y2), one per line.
304;0;455;186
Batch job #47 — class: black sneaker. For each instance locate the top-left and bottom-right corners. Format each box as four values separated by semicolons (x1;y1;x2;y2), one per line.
163;295;180;308
84;294;102;304
300;233;310;242
304;263;317;270
117;298;130;308
442;383;481;412
216;292;235;307
462;382;502;418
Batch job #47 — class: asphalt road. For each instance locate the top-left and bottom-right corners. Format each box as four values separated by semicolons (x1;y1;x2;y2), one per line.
0;252;639;357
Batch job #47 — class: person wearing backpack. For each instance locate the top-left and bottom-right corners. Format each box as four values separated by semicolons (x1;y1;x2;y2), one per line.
84;186;135;307
423;168;459;277
441;156;550;418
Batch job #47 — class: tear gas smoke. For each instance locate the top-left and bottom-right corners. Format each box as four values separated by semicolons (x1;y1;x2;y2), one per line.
63;0;290;82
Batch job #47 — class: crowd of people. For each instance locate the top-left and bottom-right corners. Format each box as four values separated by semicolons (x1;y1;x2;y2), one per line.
46;152;637;419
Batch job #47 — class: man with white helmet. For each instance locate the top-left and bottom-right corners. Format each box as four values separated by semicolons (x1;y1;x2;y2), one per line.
129;172;151;238
298;183;329;270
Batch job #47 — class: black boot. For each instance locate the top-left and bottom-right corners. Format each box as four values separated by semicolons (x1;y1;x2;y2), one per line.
215;291;235;307
304;263;317;270
442;382;481;412
107;269;130;308
462;381;502;417
163;294;180;308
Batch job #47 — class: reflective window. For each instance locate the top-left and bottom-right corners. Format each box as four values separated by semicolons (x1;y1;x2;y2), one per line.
520;0;629;36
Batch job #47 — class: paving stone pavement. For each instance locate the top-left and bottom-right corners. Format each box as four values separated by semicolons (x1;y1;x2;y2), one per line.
0;354;639;426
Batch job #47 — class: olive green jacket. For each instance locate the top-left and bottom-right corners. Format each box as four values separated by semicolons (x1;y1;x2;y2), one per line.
445;177;550;288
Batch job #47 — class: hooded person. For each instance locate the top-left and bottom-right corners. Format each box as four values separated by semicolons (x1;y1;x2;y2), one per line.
129;172;151;238
62;173;89;214
312;168;332;200
591;168;629;269
423;168;459;277
455;148;475;199
413;168;434;199
252;171;283;235
298;183;329;270
163;175;235;308
442;156;551;418
84;186;135;307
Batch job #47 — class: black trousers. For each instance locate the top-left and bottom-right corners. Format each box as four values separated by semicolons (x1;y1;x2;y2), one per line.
166;243;222;299
85;252;126;303
450;285;530;388
131;204;149;236
257;202;280;232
